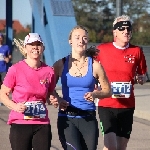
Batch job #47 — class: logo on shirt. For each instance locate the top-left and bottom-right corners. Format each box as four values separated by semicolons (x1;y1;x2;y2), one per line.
124;55;135;63
40;79;49;84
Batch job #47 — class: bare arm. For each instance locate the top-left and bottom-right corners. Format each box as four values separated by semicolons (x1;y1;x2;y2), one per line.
136;48;147;85
49;60;69;110
84;60;112;101
4;54;12;63
0;84;26;112
93;60;112;98
52;60;63;102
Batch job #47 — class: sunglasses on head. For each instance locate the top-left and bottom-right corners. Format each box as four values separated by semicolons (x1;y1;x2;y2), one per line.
117;26;132;32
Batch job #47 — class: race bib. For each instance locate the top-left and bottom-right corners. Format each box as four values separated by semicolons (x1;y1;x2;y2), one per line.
111;82;132;98
0;53;4;61
24;101;46;119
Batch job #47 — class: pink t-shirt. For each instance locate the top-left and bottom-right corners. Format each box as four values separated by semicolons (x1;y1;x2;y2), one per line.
3;60;55;124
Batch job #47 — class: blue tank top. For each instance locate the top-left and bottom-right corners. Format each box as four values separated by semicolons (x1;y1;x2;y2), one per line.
61;56;96;111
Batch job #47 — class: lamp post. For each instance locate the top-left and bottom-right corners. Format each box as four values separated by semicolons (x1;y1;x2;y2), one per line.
116;0;122;17
6;0;13;50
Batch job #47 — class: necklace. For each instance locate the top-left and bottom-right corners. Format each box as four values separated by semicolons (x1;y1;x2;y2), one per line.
71;56;88;77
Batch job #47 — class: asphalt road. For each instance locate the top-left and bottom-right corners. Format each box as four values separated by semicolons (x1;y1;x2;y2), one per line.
0;105;150;150
2;46;149;149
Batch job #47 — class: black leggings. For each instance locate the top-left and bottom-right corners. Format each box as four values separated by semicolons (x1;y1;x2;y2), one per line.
57;116;99;150
9;124;52;150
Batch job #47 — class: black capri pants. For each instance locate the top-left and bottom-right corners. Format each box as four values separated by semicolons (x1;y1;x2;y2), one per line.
57;115;99;150
9;124;52;150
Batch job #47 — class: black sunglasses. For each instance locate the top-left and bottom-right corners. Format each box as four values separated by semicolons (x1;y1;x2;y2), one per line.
117;26;132;32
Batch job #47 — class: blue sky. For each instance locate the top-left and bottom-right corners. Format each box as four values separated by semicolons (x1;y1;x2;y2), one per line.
0;0;32;27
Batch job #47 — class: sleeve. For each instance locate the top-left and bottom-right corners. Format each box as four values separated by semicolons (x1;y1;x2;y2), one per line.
3;65;16;89
136;48;147;75
48;68;56;92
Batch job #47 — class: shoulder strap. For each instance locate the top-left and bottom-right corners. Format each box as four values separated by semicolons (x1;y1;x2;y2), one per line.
62;57;66;64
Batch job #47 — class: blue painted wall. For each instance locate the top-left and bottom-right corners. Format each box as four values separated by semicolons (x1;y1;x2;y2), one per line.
31;0;77;66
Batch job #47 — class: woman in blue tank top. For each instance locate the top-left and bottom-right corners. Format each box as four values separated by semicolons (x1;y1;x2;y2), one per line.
50;25;112;150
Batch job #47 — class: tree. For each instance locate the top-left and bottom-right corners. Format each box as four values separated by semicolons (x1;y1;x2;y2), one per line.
72;0;107;42
14;24;31;40
109;0;150;45
72;0;150;45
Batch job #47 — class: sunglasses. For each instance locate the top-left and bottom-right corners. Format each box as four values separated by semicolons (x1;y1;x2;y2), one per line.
117;26;132;32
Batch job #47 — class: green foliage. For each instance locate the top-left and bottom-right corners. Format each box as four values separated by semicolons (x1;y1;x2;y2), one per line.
14;31;29;40
131;30;150;45
72;0;150;45
14;24;31;40
14;0;150;45
88;29;97;42
102;33;113;43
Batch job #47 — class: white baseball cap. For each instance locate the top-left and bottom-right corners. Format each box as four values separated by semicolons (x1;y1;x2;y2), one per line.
24;33;44;46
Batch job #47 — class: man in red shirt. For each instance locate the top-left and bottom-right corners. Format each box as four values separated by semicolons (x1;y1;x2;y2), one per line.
97;15;147;150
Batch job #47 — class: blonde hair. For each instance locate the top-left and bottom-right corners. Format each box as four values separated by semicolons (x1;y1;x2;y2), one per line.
68;25;88;40
13;38;27;58
113;15;132;27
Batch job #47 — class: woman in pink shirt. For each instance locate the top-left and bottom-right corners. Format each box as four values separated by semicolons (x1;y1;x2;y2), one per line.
0;33;55;150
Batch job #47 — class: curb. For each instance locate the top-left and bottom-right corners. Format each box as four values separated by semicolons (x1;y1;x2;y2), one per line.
134;110;150;121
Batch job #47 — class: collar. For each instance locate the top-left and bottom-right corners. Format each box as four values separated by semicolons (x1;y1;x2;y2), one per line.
113;42;129;50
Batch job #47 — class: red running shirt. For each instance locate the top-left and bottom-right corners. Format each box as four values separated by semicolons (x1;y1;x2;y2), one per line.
97;43;147;108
